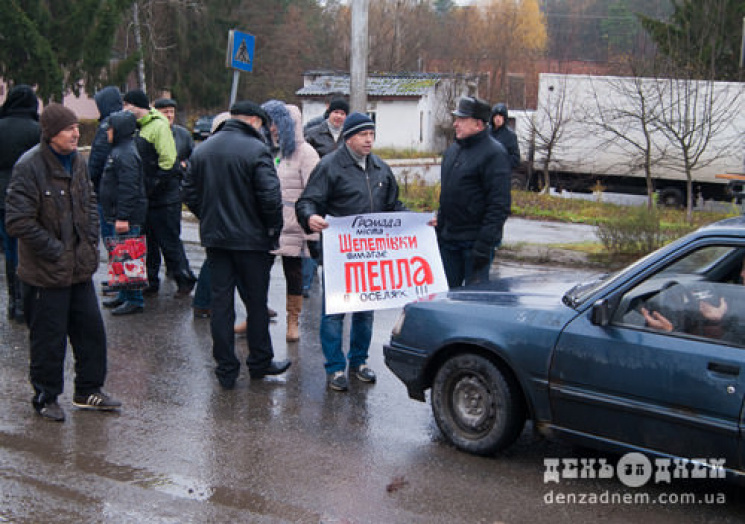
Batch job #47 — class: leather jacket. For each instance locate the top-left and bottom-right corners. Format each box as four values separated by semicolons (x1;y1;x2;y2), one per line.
183;119;283;251
5;142;99;287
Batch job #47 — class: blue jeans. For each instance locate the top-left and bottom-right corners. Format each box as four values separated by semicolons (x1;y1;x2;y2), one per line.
320;288;374;373
112;225;144;307
438;238;491;288
302;256;318;291
0;208;18;272
192;255;211;309
98;204;114;240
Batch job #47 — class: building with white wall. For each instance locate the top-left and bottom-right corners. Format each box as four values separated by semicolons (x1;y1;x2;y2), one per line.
296;71;485;154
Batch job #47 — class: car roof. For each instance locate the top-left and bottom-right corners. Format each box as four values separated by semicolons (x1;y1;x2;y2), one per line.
697;215;745;237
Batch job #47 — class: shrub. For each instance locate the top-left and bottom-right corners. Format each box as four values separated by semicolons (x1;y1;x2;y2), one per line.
595;205;695;255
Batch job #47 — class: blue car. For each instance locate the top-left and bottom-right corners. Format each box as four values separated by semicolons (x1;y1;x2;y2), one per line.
385;217;745;474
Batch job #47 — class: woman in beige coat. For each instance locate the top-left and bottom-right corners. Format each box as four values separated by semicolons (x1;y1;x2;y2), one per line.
261;100;320;341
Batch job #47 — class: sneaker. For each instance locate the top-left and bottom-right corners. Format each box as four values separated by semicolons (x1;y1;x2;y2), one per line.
351;364;377;383
73;391;122;411
327;371;348;391
36;401;65;422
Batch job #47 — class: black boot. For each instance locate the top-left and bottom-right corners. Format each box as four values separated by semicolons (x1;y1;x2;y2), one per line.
174;269;197;296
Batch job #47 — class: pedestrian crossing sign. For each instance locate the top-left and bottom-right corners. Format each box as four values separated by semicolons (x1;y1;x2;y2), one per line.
226;30;255;73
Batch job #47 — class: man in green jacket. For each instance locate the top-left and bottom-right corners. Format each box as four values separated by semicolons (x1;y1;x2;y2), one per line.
123;90;196;297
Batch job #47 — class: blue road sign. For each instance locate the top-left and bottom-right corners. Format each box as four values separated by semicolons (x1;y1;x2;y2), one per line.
227;30;255;73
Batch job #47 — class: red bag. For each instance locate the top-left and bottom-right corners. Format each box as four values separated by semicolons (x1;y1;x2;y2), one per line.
105;235;148;290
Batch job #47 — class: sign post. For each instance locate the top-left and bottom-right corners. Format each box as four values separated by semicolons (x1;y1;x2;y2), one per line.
226;29;255;107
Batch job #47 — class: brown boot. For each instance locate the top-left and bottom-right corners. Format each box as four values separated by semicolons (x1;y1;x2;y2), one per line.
286;295;303;342
234;321;247;334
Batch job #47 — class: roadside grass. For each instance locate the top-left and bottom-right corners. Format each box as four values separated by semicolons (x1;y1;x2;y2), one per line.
376;147;441;160
400;185;741;258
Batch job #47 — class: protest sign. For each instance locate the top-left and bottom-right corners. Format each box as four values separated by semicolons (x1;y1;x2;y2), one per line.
322;212;448;314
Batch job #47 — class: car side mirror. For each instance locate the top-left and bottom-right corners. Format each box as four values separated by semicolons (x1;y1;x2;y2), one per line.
591;299;611;326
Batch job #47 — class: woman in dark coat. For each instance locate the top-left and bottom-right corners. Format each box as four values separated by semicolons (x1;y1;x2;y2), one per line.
0;85;40;322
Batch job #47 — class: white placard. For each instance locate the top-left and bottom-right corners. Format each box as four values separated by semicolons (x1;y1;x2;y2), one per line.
322;212;448;314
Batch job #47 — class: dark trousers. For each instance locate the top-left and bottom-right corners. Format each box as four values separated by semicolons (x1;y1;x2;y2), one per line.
24;280;107;403
145;203;189;287
208;248;274;382
438;238;491;288
281;256;303;296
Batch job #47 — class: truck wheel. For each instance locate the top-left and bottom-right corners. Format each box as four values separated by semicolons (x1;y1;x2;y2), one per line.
658;187;685;208
431;353;525;455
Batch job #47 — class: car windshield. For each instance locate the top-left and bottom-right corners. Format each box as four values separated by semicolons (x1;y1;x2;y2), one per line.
562;243;741;309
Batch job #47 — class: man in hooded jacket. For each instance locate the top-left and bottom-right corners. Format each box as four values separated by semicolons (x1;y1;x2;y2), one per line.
99;110;148;316
0;84;40;322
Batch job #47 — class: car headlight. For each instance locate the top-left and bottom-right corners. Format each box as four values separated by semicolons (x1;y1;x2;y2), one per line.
391;310;406;337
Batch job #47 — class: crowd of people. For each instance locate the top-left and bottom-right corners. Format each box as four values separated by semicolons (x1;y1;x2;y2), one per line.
0;84;517;420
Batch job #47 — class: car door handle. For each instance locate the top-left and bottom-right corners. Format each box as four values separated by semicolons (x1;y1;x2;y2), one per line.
707;362;740;376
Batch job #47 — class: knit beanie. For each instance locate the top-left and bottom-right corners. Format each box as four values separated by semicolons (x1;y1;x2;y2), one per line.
41;103;78;141
123;89;150;110
328;98;349;116
342;112;375;139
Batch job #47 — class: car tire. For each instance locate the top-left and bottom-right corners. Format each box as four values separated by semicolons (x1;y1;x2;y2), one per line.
432;353;525;456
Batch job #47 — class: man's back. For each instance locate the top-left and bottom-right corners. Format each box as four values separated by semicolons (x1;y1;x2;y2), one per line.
184;119;282;252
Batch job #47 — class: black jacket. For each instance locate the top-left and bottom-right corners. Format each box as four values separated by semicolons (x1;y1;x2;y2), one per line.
172;124;194;170
490;124;521;170
88;86;123;193
296;144;405;233
0;108;40;212
304;120;343;158
183;119;282;251
99;111;147;227
437;128;511;258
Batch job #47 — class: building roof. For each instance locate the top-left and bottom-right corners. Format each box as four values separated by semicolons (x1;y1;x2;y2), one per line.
297;72;449;98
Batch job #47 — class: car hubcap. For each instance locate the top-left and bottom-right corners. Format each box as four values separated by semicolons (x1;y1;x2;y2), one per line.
452;375;495;434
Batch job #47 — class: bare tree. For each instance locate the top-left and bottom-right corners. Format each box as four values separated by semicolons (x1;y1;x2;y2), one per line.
529;75;577;194
653;76;743;221
579;74;668;210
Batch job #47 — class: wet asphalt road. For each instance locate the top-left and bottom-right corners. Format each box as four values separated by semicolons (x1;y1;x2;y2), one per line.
2;218;744;523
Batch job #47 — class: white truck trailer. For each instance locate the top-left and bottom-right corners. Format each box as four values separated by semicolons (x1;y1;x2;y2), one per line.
522;73;744;206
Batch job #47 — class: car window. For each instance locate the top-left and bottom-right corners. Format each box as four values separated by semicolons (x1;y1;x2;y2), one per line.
612;245;745;347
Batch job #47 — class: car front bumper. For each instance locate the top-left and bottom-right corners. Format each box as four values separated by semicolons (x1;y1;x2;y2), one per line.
384;342;429;401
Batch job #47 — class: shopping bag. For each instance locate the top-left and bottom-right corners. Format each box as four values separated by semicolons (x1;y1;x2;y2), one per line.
105;235;148;290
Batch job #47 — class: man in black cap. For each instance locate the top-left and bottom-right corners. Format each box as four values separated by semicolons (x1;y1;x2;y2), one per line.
434;96;511;288
153;98;193;170
296;112;406;392
183;101;289;389
123;89;197;298
5;103;121;421
305;97;349;158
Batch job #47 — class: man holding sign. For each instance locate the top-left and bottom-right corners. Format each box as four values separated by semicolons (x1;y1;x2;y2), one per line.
296;113;406;392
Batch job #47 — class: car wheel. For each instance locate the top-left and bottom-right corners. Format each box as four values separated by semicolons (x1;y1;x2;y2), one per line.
432;353;525;455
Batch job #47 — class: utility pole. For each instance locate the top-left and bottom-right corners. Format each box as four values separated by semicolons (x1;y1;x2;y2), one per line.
350;0;369;114
133;2;147;93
